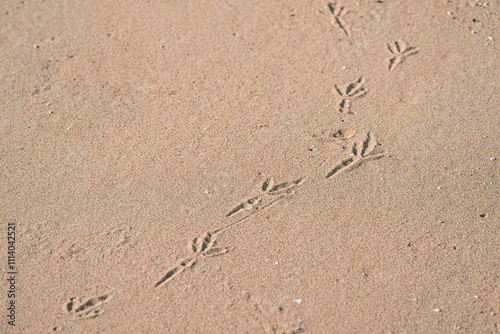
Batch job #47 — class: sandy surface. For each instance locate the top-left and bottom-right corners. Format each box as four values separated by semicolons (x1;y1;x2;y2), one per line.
1;0;499;332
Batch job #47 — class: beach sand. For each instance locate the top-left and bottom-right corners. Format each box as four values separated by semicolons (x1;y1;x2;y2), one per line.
1;0;499;332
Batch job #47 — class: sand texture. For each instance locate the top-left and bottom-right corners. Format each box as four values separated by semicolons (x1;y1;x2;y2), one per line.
1;0;499;332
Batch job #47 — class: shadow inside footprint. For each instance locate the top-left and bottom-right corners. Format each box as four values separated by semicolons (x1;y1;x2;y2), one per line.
63;294;111;320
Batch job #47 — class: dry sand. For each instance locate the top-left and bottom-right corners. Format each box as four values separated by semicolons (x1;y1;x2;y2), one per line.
1;0;499;332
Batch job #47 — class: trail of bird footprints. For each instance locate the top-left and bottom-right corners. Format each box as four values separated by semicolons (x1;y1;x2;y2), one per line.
154;132;386;288
60;2;422;328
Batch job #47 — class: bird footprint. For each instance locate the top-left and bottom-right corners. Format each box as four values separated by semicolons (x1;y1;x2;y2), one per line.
227;177;306;217
327;2;351;36
388;40;420;72
63;294;111;320
154;231;228;288
326;131;386;178
333;76;367;114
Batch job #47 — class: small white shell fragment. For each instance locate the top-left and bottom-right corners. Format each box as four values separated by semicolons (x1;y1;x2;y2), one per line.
434;308;442;312
292;299;302;304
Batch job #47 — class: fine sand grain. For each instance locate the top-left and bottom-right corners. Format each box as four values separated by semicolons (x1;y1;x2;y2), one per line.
1;0;499;332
